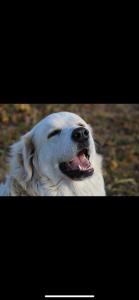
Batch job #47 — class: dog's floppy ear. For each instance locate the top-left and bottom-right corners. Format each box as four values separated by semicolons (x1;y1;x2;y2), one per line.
88;124;103;155
21;132;35;181
10;131;35;182
8;132;35;182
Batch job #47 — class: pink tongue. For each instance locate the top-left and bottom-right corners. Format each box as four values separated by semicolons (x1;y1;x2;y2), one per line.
69;153;90;170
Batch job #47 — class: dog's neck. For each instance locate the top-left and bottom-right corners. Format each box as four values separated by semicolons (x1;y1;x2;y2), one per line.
10;171;105;196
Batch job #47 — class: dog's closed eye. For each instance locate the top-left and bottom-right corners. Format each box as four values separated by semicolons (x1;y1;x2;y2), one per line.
78;123;85;127
48;129;61;139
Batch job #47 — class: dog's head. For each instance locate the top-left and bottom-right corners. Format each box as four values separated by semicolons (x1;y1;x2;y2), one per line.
10;112;97;184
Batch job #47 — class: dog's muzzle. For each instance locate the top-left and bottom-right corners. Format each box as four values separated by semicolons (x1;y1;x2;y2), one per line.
59;127;94;180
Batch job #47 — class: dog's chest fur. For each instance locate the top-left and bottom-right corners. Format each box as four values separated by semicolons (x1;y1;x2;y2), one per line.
0;170;105;196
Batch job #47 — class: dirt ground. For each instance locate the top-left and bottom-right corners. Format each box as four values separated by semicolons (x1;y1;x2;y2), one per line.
0;103;139;196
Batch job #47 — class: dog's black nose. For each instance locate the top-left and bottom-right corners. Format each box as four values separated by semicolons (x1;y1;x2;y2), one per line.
72;127;89;143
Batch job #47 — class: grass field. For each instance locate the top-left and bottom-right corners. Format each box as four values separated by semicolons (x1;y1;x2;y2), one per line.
0;103;139;196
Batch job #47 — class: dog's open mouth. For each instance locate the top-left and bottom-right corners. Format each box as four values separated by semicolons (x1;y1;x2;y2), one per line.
59;148;94;180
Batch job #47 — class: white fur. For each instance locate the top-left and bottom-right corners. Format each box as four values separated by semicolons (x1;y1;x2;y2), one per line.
0;112;106;196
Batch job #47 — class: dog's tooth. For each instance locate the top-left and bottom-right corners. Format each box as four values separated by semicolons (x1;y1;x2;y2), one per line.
79;165;82;170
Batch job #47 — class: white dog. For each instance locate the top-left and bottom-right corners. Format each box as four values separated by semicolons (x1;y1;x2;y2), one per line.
0;112;106;196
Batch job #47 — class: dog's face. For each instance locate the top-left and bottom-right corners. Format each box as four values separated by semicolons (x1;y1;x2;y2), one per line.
20;112;96;183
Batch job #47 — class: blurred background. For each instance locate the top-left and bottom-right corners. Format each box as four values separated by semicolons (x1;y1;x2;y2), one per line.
0;103;139;196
